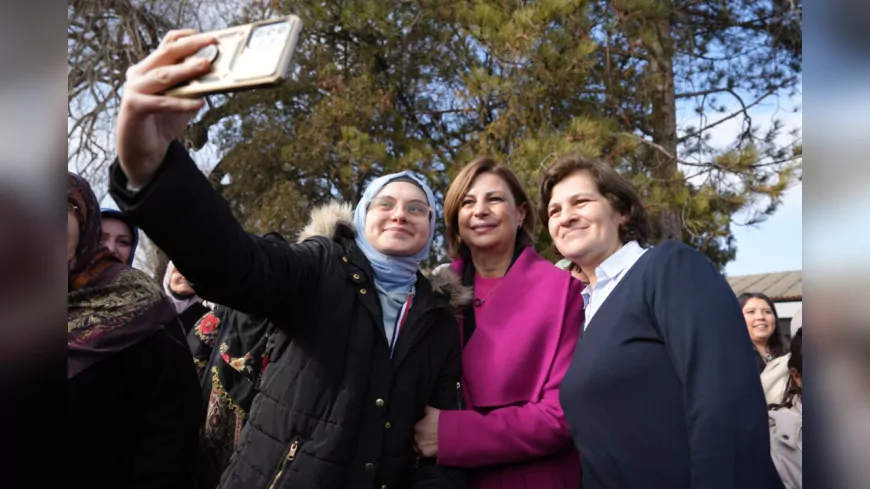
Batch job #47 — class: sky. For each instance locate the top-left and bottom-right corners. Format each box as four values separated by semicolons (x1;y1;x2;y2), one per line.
80;28;803;278
723;110;802;277
725;183;801;276
679;92;803;277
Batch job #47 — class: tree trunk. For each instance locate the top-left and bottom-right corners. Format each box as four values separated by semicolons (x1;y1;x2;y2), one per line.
647;6;682;242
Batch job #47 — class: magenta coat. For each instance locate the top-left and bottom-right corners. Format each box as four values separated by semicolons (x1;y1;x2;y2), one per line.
437;247;585;489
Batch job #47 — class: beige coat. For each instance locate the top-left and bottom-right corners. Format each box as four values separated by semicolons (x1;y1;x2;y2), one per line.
769;399;802;489
761;353;791;405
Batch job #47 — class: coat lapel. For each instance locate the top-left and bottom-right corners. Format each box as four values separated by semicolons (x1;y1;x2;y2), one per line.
345;245;455;368
390;274;444;368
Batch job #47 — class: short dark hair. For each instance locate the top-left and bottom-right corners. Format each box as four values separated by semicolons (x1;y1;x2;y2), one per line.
538;155;650;247
771;327;802;410
444;157;536;260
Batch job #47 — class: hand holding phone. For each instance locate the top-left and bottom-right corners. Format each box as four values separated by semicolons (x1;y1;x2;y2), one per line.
166;16;303;97
115;17;303;188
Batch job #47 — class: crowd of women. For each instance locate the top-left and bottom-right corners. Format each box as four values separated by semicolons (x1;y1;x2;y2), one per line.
67;29;803;489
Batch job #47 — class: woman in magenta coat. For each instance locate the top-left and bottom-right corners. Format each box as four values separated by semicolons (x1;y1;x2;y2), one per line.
414;157;584;488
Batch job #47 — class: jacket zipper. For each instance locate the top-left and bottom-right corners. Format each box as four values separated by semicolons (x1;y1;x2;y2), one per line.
267;439;300;489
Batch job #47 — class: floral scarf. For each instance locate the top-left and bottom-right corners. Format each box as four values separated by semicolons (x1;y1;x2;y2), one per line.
67;172;175;379
187;232;285;489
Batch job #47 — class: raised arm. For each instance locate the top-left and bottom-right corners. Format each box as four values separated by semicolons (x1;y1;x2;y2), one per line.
650;242;783;489
108;29;326;323
109;142;324;323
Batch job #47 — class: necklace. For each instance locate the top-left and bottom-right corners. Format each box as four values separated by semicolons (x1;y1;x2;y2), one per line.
473;278;503;307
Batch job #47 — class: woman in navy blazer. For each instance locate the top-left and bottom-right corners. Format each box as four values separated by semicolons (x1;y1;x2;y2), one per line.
538;155;784;489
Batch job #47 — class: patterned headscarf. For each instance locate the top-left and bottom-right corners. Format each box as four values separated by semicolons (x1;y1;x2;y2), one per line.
67;172;176;378
67;172;116;288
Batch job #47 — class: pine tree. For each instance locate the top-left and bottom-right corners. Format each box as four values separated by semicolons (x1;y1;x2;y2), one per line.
68;0;801;269
436;0;801;267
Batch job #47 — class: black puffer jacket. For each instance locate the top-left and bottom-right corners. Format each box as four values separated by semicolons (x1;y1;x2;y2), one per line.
110;141;470;489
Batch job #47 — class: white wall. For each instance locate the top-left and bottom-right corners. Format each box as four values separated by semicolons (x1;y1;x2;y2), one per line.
775;301;802;319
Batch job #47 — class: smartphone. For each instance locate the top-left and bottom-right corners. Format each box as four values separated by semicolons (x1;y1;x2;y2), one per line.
165;15;303;98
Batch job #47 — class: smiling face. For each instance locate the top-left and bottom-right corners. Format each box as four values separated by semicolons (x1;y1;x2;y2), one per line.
364;181;431;257
742;297;777;345
457;172;527;255
101;217;134;264
546;171;625;269
169;267;195;296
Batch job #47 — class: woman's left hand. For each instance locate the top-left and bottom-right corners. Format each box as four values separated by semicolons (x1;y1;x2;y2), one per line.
414;406;440;458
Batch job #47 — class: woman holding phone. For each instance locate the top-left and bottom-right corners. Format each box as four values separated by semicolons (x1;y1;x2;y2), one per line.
107;30;467;489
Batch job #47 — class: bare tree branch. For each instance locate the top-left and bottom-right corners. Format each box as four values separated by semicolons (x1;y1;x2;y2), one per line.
677;81;793;144
68;0;244;182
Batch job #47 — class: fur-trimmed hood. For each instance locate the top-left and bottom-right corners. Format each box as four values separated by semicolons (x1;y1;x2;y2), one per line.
296;201;356;244
425;265;471;310
295;201;471;309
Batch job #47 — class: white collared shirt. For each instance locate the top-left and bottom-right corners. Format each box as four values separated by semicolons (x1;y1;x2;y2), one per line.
582;241;647;330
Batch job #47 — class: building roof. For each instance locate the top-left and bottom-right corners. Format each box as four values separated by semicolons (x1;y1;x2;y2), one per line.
727;270;802;302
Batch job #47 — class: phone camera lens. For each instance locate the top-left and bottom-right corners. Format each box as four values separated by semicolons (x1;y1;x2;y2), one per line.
194;44;219;64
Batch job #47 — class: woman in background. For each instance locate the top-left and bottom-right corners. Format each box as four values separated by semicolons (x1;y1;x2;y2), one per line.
187;232;287;489
68;172;201;489
761;309;801;405
165;261;213;335
768;327;803;489
556;257;588;283
100;208;139;265
739;292;789;373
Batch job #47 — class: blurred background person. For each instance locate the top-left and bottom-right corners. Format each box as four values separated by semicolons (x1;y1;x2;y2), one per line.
739;292;789;373
556;257;588;283
0;181;55;487
68;172;202;489
100;208;139;265
165;261;213;336
768;327;802;489
762;309;801;405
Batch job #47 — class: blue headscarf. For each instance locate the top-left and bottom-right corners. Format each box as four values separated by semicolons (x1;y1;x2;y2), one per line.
353;171;437;294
